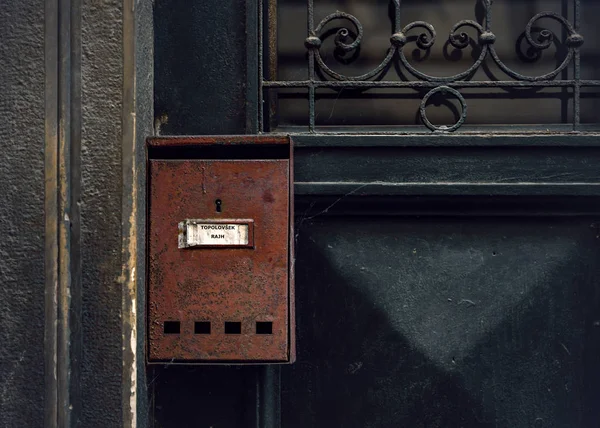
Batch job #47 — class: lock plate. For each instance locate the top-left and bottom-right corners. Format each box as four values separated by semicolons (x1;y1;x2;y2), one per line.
147;137;294;363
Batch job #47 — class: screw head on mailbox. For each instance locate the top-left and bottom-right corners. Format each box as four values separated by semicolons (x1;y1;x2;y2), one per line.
146;136;295;364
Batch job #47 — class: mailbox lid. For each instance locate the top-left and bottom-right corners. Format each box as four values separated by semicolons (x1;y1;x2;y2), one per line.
148;159;291;362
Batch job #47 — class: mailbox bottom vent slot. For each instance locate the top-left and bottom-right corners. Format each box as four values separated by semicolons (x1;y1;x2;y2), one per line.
194;321;211;334
164;321;180;334
224;322;242;334
256;322;273;335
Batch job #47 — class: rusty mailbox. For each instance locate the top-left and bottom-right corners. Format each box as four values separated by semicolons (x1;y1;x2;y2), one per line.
147;136;294;363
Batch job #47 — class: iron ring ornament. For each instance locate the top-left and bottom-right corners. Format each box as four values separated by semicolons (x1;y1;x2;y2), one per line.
420;86;467;133
302;2;585;132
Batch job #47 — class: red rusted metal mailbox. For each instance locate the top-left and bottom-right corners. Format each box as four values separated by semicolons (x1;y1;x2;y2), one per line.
146;136;294;363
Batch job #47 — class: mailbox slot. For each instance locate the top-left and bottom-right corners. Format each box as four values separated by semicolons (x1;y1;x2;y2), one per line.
147;136;294;364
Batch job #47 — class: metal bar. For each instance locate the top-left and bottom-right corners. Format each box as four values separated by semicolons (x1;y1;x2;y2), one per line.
275;128;600;136
267;0;279;132
290;133;600;147
561;0;569;124
307;0;315;132
263;80;600;88
393;0;401;33
574;0;581;130
248;0;261;133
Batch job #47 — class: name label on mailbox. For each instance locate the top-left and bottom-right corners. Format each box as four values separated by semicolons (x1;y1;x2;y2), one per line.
178;220;252;248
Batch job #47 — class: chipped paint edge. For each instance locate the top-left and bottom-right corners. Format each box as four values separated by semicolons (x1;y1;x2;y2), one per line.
122;0;138;424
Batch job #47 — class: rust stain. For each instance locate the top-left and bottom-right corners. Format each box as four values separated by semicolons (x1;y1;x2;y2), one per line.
262;189;275;203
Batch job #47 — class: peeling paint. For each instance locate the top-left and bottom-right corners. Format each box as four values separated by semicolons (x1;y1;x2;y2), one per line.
122;140;139;428
129;298;136;428
122;20;139;423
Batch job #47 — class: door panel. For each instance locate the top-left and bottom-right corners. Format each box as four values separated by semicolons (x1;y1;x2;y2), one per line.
283;216;600;427
151;0;600;426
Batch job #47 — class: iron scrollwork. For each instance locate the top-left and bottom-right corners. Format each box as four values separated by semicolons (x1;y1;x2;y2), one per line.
262;0;593;132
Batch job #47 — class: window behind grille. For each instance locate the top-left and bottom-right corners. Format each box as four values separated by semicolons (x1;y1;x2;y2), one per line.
264;0;600;133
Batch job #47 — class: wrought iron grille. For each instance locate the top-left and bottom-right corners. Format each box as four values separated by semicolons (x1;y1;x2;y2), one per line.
260;0;600;133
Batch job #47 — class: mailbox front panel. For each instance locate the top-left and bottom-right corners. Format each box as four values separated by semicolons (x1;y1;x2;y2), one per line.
148;159;291;362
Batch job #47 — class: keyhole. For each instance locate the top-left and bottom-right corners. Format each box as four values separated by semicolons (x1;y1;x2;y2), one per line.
215;199;222;213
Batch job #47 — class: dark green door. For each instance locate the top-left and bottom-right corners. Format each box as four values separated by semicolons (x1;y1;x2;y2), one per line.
150;0;600;426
